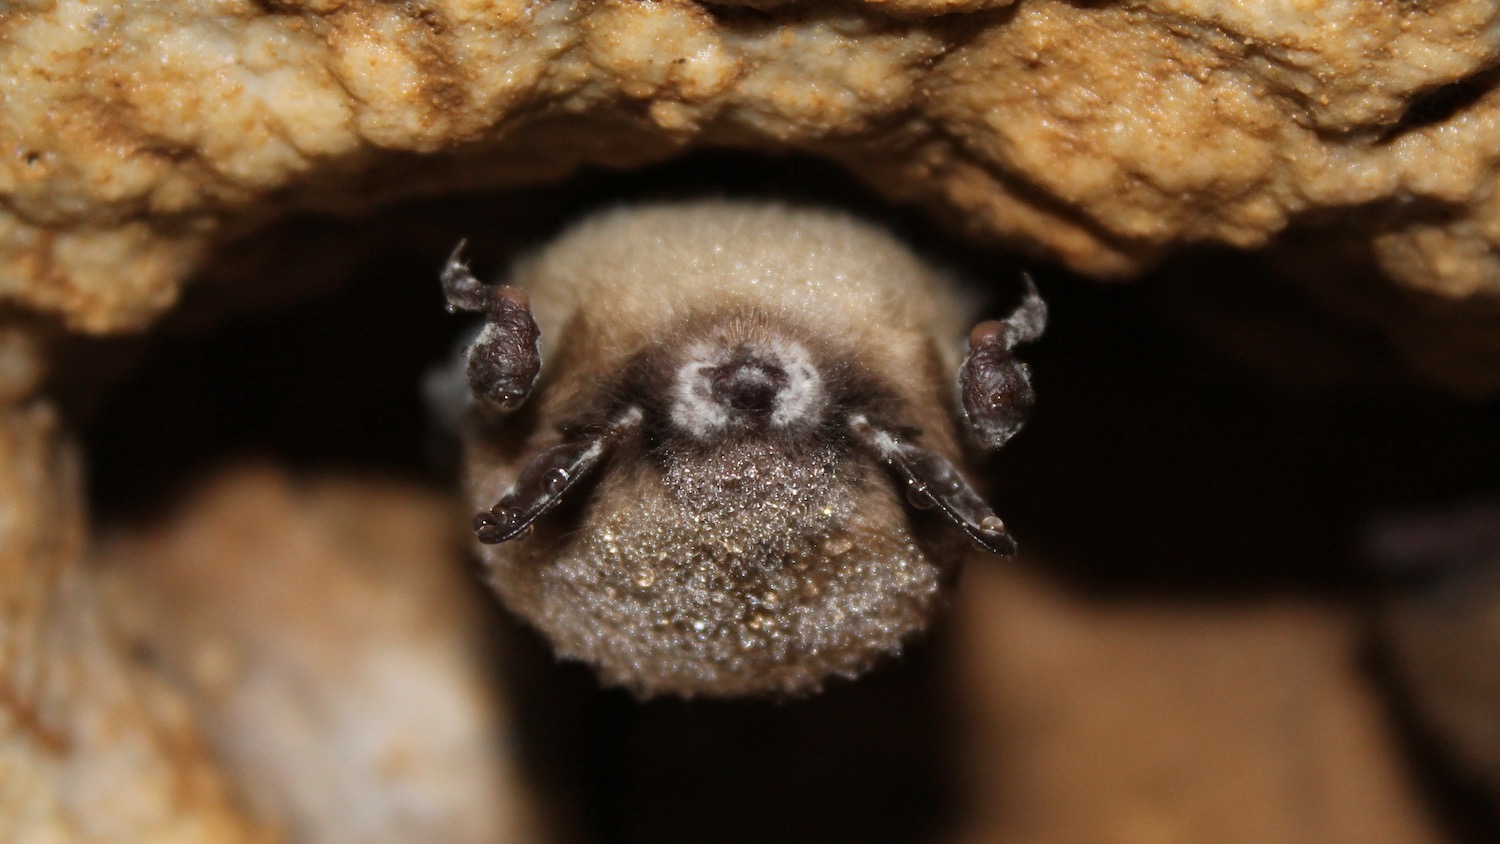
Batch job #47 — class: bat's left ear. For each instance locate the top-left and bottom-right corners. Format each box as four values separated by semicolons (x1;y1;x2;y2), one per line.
848;415;1017;555
959;274;1046;449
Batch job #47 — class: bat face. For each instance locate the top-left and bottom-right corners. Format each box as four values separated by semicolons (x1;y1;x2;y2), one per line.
441;202;1044;698
494;312;951;697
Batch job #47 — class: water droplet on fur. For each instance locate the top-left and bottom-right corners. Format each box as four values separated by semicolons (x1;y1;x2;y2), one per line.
761;590;782;610
906;481;936;509
710;590;728;605
542;468;569;493
747;610;772;631
633;568;656;588
980;515;1005;533
692;619;711;634
820;533;854;557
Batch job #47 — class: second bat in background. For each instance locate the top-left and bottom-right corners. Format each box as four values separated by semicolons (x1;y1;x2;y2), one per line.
437;200;1045;698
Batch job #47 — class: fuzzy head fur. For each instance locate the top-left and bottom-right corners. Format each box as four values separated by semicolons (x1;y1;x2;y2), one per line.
456;201;997;698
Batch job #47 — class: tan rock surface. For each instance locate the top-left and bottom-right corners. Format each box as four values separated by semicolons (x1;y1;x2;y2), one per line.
949;564;1444;844
0;404;269;844
2;0;1500;386
94;465;542;844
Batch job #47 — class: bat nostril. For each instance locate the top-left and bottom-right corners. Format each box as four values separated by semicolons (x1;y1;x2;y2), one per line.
670;338;826;440
709;360;788;416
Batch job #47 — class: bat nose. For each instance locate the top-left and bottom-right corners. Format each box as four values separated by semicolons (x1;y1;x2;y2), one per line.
670;338;825;440
709;358;789;418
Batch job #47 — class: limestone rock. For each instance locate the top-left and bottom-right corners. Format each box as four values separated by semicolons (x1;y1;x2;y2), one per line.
0;404;270;844
949;564;1444;844
2;0;1499;387
94;464;542;844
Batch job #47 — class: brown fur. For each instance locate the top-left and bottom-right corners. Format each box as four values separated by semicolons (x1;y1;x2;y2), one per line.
460;201;979;697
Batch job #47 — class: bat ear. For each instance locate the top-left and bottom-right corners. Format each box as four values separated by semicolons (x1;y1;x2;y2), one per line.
440;240;543;413
473;408;643;543
848;415;1017;555
960;274;1046;449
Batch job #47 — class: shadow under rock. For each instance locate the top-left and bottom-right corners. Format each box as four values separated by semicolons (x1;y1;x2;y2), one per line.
989;263;1500;598
496;615;964;844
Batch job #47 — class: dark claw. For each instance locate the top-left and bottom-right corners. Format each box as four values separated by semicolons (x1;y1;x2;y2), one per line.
441;241;542;413
473;511;508;544
473;408;643;544
959;274;1047;450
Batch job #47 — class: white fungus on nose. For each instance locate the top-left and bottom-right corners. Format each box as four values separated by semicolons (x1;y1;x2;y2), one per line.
669;337;825;441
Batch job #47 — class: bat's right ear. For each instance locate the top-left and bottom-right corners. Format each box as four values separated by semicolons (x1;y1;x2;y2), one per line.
440;241;542;413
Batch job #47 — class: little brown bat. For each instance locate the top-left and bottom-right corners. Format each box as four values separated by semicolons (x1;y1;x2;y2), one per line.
438;201;1044;697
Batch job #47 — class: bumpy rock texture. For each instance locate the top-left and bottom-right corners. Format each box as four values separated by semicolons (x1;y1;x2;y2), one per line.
2;0;1500;388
